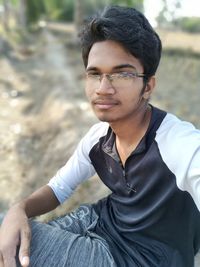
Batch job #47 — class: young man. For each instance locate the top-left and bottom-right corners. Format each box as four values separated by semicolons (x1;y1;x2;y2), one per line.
0;5;200;267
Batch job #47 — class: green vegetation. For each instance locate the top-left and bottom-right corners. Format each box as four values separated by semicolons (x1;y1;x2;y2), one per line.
2;0;200;33
1;0;200;33
173;17;200;33
0;0;144;26
44;0;144;22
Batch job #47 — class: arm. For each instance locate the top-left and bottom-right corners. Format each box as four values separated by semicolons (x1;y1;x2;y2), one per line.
21;185;60;218
0;185;59;267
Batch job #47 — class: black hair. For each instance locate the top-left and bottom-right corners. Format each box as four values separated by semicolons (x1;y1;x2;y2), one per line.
79;5;162;79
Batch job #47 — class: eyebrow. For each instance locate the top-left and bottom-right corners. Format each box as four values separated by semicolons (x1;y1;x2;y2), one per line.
86;64;137;72
113;64;137;71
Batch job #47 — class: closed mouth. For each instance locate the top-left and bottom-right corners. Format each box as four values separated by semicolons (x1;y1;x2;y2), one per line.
93;99;119;105
93;100;119;109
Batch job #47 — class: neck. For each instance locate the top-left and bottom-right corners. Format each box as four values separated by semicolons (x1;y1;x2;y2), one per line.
110;104;152;166
110;104;151;144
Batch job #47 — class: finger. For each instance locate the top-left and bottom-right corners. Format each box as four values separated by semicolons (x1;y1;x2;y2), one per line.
20;256;29;267
19;228;31;267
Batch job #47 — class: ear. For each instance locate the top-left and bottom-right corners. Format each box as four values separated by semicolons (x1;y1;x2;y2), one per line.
142;76;156;100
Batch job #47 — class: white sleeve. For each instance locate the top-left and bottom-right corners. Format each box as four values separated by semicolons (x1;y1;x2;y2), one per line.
48;122;109;204
185;146;200;211
156;113;200;210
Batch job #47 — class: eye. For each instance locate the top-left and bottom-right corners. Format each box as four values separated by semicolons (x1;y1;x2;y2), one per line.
87;72;97;76
116;72;132;79
86;73;101;81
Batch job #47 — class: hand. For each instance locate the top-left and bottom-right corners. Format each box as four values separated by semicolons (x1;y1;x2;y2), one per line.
0;205;31;267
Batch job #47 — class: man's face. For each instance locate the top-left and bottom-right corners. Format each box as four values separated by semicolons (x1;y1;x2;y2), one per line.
85;40;153;124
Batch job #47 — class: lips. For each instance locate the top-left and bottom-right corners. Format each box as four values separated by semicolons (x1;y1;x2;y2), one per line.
92;99;119;110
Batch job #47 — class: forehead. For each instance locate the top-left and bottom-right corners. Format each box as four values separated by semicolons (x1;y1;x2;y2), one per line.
87;40;143;72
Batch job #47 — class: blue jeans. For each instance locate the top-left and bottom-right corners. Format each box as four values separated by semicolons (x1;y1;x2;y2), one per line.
17;204;116;267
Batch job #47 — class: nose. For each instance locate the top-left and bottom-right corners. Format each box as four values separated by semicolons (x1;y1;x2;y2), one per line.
95;75;115;95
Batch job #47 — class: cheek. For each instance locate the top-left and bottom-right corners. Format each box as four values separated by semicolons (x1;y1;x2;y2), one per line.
118;89;141;102
85;86;93;101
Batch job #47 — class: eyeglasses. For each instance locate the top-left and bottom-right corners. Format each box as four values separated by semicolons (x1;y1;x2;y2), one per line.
85;72;146;89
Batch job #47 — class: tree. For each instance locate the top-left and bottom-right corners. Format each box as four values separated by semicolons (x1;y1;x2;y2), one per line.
74;0;84;32
26;0;46;24
156;0;168;28
156;0;182;28
2;0;11;31
170;0;181;22
18;0;27;29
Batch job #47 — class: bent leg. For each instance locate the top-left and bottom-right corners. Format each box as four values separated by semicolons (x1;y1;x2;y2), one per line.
17;205;116;267
47;204;98;234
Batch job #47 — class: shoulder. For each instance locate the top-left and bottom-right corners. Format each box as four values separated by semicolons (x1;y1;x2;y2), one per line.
156;112;200;146
84;121;109;143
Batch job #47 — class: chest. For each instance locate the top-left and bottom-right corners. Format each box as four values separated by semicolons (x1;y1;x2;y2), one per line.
90;140;175;197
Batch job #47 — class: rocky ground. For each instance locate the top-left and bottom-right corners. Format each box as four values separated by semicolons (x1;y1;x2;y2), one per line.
0;25;200;264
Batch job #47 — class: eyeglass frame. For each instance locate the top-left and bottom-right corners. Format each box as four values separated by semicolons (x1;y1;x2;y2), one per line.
85;71;146;87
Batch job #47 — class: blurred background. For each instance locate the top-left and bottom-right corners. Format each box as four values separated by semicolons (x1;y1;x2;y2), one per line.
0;0;200;221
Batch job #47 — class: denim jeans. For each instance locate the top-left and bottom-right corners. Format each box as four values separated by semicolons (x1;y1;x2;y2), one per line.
16;204;116;267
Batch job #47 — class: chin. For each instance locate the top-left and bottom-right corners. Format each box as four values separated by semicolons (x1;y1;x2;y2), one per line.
93;109;119;123
96;115;118;123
